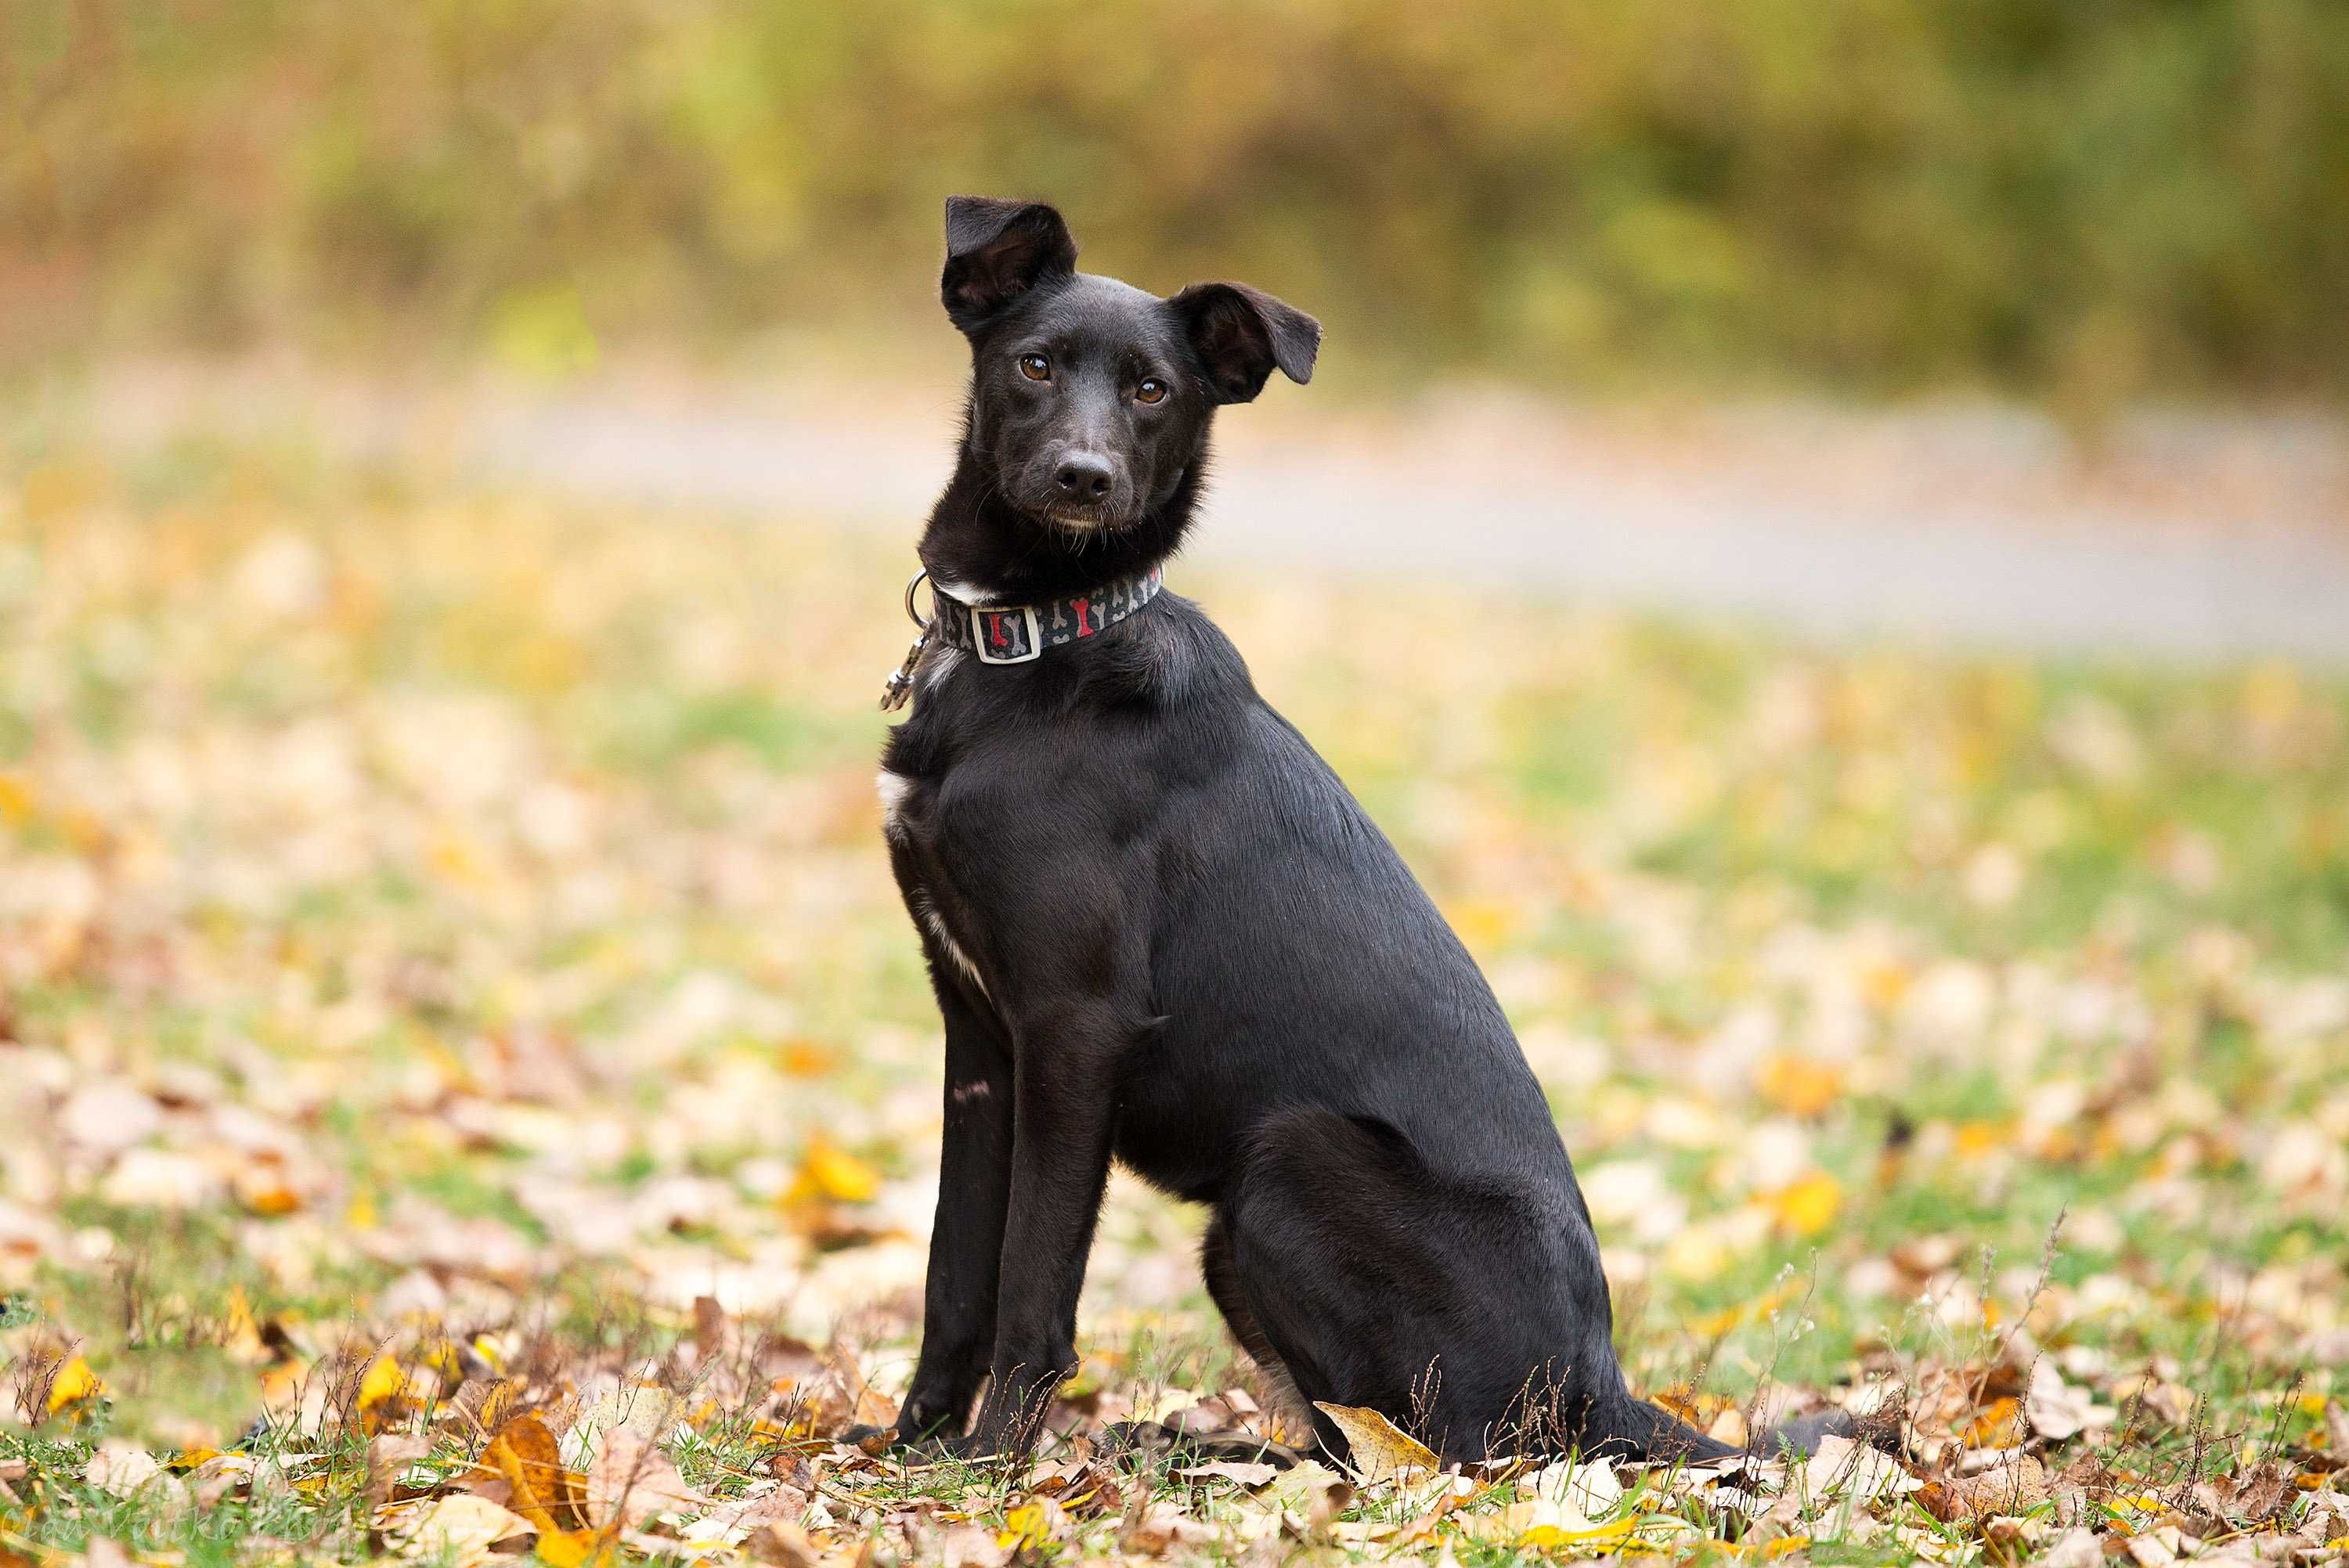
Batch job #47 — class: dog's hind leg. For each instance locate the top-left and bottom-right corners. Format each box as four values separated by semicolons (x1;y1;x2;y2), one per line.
1214;1108;1732;1467
1214;1108;1524;1462
1201;1210;1314;1442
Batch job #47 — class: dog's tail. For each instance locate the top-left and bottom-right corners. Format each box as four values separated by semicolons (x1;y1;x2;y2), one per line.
1590;1393;1741;1465
1597;1394;1864;1465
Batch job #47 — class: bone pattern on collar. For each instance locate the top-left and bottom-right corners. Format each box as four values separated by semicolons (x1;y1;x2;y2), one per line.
935;564;1167;665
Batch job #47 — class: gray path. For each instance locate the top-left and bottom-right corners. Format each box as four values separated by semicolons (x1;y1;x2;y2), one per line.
84;366;2349;665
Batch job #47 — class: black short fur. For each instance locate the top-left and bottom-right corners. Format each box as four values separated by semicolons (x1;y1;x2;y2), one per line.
875;196;1736;1467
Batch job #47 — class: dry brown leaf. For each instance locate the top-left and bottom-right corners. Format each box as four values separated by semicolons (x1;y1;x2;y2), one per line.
693;1295;731;1357
478;1413;590;1534
374;1493;538;1566
746;1521;821;1568
364;1433;433;1506
1313;1402;1438;1485
1119;1501;1218;1556
2026;1360;2112;1443
582;1427;707;1530
1178;1460;1280;1488
1921;1454;2051;1522
2194;1462;2299;1528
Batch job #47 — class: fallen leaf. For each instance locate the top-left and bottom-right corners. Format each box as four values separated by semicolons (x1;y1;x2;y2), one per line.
582;1428;706;1530
1920;1455;2051;1522
787;1139;879;1204
997;1496;1067;1552
83;1442;164;1496
1805;1433;1924;1507
1758;1054;1845;1118
1177;1460;1279;1487
375;1494;538;1567
47;1355;103;1415
745;1521;820;1568
1770;1170;1843;1236
366;1433;434;1506
1529;1456;1623;1517
356;1354;407;1415
1313;1402;1439;1485
534;1527;606;1567
1118;1500;1217;1555
481;1413;591;1534
2026;1359;2113;1443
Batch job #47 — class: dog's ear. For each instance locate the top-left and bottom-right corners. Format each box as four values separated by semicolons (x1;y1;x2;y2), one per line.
942;197;1077;330
1170;283;1320;404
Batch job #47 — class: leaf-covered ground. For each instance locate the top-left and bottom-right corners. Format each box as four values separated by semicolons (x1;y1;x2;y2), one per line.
2;441;2346;1566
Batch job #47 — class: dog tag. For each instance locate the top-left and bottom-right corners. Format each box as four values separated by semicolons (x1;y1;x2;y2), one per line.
879;626;933;712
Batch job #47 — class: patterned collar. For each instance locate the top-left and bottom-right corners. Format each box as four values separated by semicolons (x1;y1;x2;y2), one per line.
880;564;1167;710
936;564;1167;665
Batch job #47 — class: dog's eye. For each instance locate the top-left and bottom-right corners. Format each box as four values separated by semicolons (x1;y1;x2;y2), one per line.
1135;378;1168;406
1018;354;1052;382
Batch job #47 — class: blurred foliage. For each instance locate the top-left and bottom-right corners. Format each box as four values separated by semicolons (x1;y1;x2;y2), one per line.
4;0;2347;405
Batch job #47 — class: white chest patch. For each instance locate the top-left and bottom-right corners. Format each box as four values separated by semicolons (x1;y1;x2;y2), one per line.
915;898;990;999
876;769;914;838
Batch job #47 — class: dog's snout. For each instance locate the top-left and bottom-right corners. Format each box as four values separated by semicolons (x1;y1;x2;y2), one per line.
1054;454;1115;501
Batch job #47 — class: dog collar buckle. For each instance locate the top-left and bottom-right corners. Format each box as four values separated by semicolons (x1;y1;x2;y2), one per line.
970;604;1045;664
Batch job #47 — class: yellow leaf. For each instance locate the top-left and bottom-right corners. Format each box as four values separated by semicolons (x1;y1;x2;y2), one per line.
1955;1119;2009;1157
471;1379;517;1436
998;1501;1055;1552
787;1139;879;1205
1755;1054;1844;1119
778;1039;836;1077
1962;1397;2022;1449
536;1529;603;1568
357;1354;407;1411
1770;1171;1842;1237
240;1181;304;1217
1313;1402;1440;1485
48;1356;103;1415
1520;1517;1635;1549
0;772;33;827
222;1285;267;1361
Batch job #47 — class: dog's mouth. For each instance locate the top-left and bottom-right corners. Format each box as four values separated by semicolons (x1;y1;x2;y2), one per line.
1030;503;1128;533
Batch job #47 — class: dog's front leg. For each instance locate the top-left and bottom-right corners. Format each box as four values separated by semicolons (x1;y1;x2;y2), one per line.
958;999;1124;1458
882;984;1015;1447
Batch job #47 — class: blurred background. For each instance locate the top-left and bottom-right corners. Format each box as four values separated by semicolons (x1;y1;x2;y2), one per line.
8;0;2348;652
2;2;2348;1548
9;0;2349;402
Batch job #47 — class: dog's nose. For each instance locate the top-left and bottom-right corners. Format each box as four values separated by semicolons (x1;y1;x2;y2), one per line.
1054;454;1114;501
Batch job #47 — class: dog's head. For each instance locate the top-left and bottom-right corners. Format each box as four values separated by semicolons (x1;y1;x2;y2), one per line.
941;196;1319;535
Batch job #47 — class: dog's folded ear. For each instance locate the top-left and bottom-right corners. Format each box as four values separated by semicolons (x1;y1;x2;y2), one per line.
1171;283;1320;404
942;197;1078;330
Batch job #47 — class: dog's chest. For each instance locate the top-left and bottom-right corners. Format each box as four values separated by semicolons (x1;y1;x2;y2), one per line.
876;736;1001;1005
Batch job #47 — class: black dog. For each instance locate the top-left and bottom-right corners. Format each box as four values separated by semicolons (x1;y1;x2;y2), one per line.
872;196;1730;1467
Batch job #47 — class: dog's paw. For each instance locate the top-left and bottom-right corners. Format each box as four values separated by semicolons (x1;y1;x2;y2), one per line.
838;1422;896;1456
838;1422;994;1467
